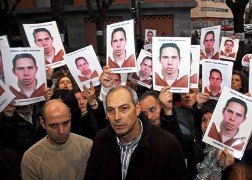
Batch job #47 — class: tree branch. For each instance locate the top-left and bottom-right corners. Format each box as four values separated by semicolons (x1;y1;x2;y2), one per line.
9;0;21;13
86;0;98;24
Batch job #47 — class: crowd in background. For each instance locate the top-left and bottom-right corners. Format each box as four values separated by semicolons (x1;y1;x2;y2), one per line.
0;29;251;180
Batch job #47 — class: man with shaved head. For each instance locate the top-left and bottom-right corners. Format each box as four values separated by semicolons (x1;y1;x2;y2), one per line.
21;99;93;180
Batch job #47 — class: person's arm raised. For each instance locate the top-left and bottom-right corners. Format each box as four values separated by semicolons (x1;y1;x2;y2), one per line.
159;86;173;116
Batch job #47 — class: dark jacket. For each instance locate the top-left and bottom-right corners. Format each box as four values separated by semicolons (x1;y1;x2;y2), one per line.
84;113;189;180
160;109;183;150
0;112;37;156
174;105;204;179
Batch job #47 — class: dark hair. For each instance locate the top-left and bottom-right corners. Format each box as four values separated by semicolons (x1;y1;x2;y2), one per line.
141;56;152;64
12;53;37;69
111;27;126;41
224;97;247;117
75;57;88;67
200;100;217;117
147;31;153;35
139;90;161;105
53;74;77;93
50;89;78;108
224;39;234;45
209;68;222;79
159;43;180;59
33;28;52;40
204;30;215;40
232;70;248;93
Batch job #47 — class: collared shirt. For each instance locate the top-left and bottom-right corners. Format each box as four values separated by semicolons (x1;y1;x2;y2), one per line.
116;119;143;180
156;70;184;85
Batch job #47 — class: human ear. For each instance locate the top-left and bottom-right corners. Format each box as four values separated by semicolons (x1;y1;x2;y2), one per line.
135;103;141;116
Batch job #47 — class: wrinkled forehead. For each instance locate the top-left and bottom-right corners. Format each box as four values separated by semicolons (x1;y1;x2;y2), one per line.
106;88;133;106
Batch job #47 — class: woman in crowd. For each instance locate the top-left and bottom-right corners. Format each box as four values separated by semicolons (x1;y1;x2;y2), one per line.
45;74;78;101
231;70;248;94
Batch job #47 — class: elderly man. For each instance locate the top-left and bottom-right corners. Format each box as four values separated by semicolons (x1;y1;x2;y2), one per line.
75;57;99;82
21;99;93;180
84;86;188;180
9;53;45;99
208;97;247;151
155;43;188;87
33;28;64;64
108;27;135;68
200;31;219;60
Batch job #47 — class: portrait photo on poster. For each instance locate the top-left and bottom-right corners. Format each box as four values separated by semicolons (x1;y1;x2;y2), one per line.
190;45;200;88
1;47;47;105
64;45;102;89
23;21;66;68
144;29;156;45
0;80;15;112
106;19;137;73
203;86;252;159
129;49;152;89
241;54;252;67
143;44;152;54
152;37;190;93
219;37;239;61
202;59;233;100
200;25;221;60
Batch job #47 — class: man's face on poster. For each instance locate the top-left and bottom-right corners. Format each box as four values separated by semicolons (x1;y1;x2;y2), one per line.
203;33;215;52
147;32;153;42
224;40;234;53
111;31;126;57
140;58;152;77
76;58;90;75
209;71;222;90
222;101;246;132
34;31;54;54
13;57;38;87
160;47;180;75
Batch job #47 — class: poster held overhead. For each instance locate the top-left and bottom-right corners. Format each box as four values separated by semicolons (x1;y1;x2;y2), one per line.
23;21;66;69
203;86;252;159
1;47;47;105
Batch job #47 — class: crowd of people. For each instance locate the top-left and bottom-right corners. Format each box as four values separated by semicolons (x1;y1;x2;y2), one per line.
0;31;252;180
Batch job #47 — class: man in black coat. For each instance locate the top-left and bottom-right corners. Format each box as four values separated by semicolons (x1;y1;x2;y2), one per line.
84;86;189;180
